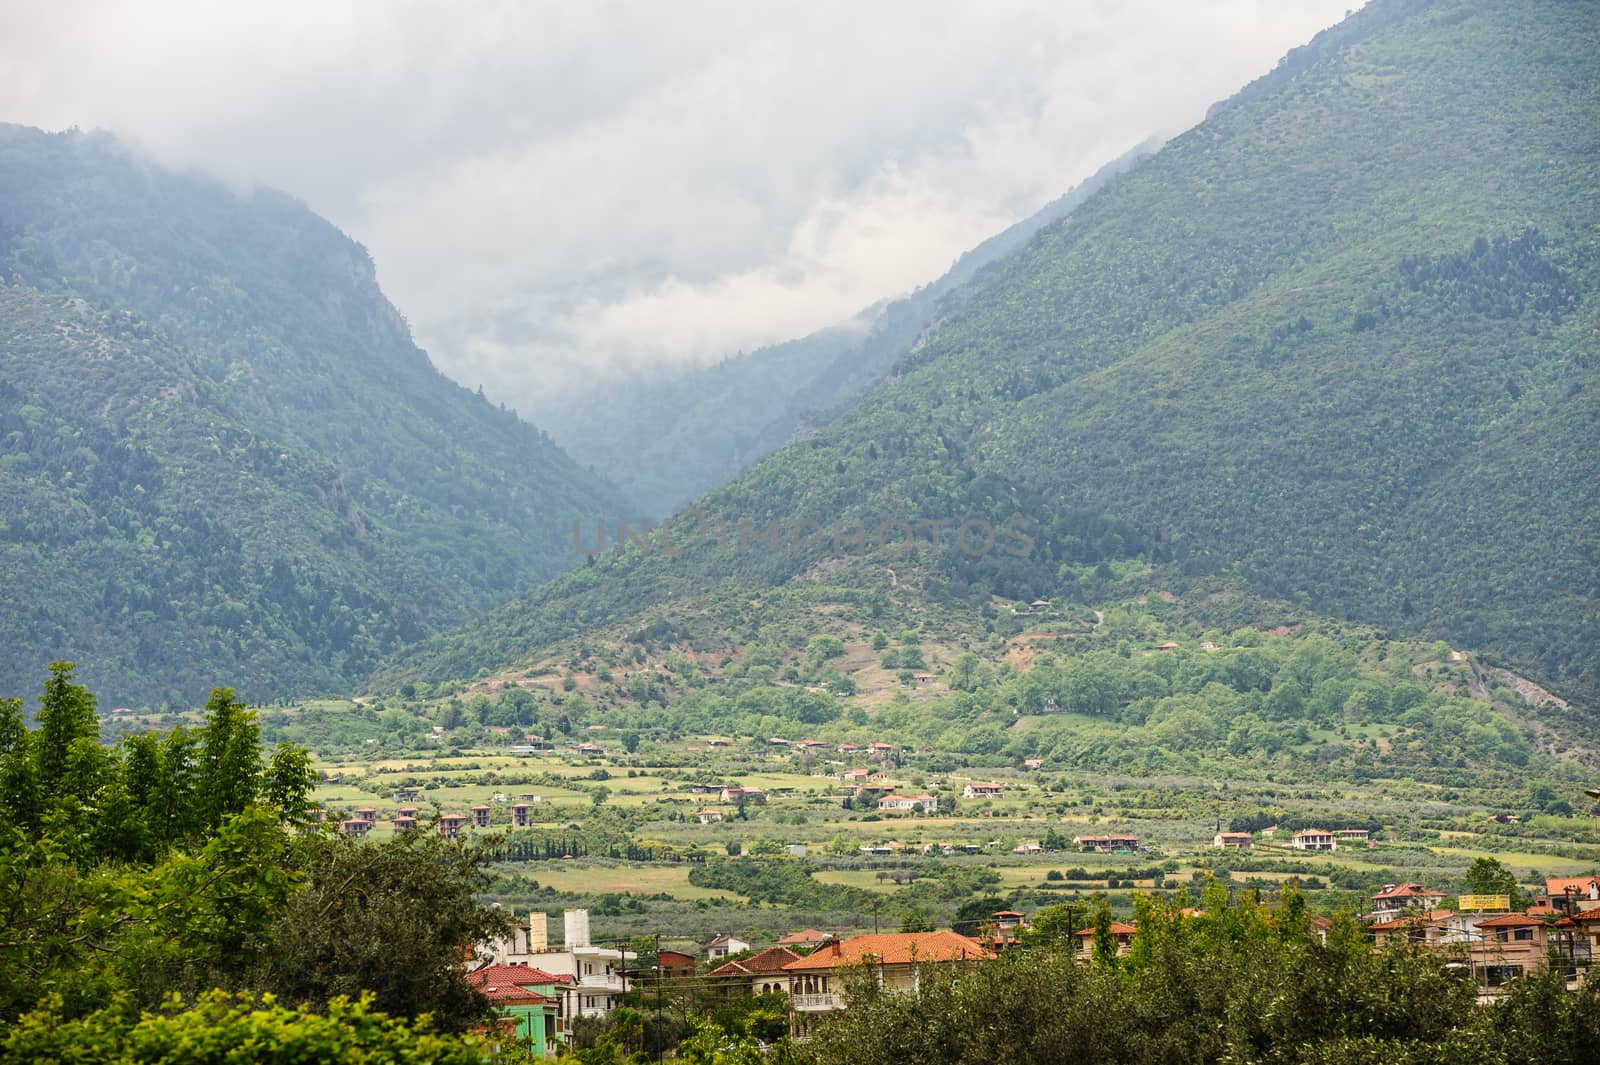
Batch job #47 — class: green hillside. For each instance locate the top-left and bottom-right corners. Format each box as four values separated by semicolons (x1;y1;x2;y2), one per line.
0;126;625;706
531;145;1155;518
382;0;1600;706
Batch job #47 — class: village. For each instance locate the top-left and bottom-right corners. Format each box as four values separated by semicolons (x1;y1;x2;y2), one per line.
459;872;1600;1055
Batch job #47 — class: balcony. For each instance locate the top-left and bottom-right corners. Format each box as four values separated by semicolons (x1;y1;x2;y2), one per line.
791;993;844;1012
574;973;627;993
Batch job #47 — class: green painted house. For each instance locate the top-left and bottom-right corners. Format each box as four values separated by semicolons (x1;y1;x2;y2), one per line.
469;963;573;1057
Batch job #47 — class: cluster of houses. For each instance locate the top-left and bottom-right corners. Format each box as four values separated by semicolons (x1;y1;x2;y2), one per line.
319;787;555;839
773;738;899;761
1364;876;1600;992
1209;826;1374;851
467;874;1600;1054
329;795;547;839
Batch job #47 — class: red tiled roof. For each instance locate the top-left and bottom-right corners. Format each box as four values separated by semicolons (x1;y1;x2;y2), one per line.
1545;876;1600;896
1369;909;1453;932
1372;883;1446;901
1475;913;1543;929
468;964;570;1003
777;928;830;945
1075;922;1138;937
708;946;800;978
1568;908;1600;923
782;931;992;971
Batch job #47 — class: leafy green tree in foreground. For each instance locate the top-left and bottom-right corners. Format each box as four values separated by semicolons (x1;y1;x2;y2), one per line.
0;666;511;1053
1;991;491;1064
264;830;512;1033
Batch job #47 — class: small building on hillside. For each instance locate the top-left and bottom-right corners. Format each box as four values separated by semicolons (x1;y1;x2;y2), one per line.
878;794;936;814
697;809;723;824
392;815;417;832
1336;828;1371;843
512;802;534;827
472;805;493;828
354;807;378;822
1290;829;1336;852
704;934;751;962
963;782;1004;799
1214;832;1254;849
439;814;467;839
1074;834;1138;853
341;818;373;839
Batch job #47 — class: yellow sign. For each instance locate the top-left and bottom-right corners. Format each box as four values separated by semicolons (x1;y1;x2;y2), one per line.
1457;894;1511;911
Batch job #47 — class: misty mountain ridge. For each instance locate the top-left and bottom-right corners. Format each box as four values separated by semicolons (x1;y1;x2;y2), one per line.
529;140;1158;518
0;124;626;705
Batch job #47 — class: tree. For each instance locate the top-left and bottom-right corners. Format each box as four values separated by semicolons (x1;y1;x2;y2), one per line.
0;696;41;831
197;688;261;829
899;907;935;933
1464;856;1521;902
34;662;97;793
1090;901;1117;966
953;896;1010;937
2;991;492;1064
263;832;512;1032
261;743;317;824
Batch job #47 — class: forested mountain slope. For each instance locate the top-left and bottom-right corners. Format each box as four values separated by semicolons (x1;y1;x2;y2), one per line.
381;0;1599;707
531;145;1155;518
0;126;625;705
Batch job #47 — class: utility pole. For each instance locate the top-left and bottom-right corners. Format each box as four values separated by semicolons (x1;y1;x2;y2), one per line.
655;932;663;1065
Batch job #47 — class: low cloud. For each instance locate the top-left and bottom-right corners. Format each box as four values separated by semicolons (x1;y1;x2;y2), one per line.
2;1;1356;403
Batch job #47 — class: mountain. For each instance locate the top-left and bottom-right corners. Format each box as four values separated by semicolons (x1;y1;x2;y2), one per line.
0;125;626;706
528;144;1157;518
379;0;1599;708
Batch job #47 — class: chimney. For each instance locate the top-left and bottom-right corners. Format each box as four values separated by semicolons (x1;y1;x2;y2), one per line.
565;909;591;949
527;911;548;953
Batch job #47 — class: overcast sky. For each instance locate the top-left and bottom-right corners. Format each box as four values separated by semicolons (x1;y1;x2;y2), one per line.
4;1;1356;407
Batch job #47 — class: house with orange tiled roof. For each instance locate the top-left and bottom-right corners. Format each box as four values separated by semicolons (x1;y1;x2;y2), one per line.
878;793;936;814
1073;921;1137;959
1568;908;1600;969
1370;882;1449;918
781;931;992;1038
1539;874;1600;914
1290;828;1336;852
707;946;801;996
467;963;573;1057
776;928;831;951
1368;909;1454;948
